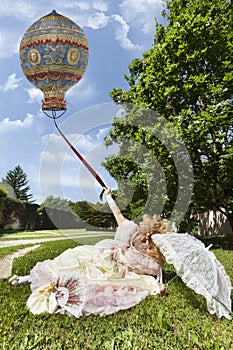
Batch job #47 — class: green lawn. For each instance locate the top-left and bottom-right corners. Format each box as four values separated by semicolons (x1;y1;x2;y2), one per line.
0;228;113;240
0;235;232;349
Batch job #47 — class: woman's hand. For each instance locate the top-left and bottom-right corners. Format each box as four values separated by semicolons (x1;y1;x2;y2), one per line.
105;186;111;196
140;231;153;243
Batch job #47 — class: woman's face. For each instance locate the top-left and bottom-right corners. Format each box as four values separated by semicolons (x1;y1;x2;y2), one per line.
138;221;150;235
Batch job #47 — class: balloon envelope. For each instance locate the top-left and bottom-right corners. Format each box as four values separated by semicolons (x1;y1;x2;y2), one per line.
19;10;89;111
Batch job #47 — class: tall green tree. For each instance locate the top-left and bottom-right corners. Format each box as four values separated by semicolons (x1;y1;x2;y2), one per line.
38;195;80;229
72;200;116;228
106;0;233;229
2;165;33;201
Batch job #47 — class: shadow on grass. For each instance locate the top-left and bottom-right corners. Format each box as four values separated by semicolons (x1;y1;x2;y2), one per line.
163;260;233;316
0;229;24;237
175;278;208;311
196;235;233;250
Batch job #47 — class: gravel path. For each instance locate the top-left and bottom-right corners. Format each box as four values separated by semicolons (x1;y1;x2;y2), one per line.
0;233;114;248
0;244;41;279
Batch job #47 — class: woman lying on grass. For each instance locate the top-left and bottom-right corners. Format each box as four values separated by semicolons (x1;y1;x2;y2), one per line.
9;187;168;318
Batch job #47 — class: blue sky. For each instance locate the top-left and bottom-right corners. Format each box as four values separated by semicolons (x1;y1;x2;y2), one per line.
0;0;164;204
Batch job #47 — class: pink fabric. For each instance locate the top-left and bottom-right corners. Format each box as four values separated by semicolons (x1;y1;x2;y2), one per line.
29;260;57;292
114;220;137;245
124;248;163;279
83;284;149;316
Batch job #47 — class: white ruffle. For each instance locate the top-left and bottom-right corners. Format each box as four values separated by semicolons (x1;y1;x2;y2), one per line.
27;282;59;315
27;270;159;318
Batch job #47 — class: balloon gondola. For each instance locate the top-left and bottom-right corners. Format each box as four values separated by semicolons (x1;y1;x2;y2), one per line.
19;10;106;199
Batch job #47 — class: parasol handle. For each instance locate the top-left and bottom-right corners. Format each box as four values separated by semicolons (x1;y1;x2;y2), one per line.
53;118;107;200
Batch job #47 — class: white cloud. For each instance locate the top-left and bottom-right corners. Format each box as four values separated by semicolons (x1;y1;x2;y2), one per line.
25;87;43;104
0;0;158;59
0;33;3;48
0;113;34;131
0;1;36;19
0;73;23;92
87;12;109;29
61;0;108;12
42;131;95;158
93;1;109;12
55;0;91;14
96;127;111;140
40;132;117;202
62;1;92;11
67;77;99;104
0;31;20;58
56;0;108;27
0;1;38;58
119;0;162;34
111;15;143;51
41;133;67;149
40;149;59;164
39;130;98;201
40;134;73;177
74;134;95;153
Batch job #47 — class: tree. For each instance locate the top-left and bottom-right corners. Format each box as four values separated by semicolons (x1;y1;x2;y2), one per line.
38;195;80;229
0;182;17;199
72;200;116;228
106;0;233;230
2;165;33;201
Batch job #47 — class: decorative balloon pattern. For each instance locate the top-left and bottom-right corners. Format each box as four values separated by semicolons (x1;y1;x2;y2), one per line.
19;10;89;111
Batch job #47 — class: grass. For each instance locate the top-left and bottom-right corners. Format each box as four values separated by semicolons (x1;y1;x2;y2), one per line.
0;228;114;240
0;244;38;260
0;234;232;349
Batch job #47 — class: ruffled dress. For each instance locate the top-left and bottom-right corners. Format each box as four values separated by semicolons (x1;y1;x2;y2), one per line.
27;220;163;318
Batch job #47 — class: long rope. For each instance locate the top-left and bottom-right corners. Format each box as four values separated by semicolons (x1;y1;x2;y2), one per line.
53;117;106;200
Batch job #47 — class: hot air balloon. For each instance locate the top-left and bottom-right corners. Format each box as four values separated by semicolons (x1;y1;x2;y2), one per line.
19;9;89;115
19;10;107;197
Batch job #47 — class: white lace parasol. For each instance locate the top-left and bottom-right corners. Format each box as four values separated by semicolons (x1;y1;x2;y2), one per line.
152;232;232;320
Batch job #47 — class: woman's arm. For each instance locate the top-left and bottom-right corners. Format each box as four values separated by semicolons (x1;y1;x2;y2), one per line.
105;187;126;226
